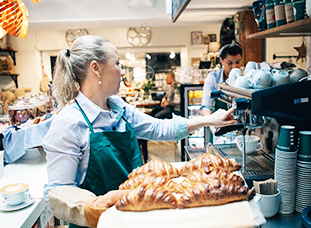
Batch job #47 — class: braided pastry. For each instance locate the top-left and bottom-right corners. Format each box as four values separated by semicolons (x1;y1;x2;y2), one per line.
128;159;180;179
119;173;183;193
184;169;244;187
116;183;178;211
179;180;255;209
180;153;241;176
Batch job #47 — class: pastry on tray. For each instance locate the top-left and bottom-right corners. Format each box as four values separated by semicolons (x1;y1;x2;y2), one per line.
116;182;179;211
128;159;180;179
180;153;241;176
179;179;255;209
119;173;183;193
183;168;244;187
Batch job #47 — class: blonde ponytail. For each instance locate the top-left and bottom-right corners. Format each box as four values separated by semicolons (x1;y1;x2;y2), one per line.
52;35;110;107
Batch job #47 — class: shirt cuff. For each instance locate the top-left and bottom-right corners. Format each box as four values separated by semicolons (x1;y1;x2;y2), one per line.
172;114;188;141
200;105;212;111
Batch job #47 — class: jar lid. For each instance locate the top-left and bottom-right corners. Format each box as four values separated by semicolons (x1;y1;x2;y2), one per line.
29;96;46;106
38;93;49;101
8;104;34;110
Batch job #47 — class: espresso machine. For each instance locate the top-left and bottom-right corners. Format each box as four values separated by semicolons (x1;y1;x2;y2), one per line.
209;80;311;186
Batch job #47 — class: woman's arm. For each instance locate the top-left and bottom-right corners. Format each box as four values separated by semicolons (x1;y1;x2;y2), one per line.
187;107;237;132
201;108;212;116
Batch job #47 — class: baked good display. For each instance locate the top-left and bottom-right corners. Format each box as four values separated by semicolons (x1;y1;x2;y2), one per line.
180;153;241;176
179;179;255;209
116;155;253;212
128;159;180;179
183;168;244;187
116;183;179;211
119;173;183;193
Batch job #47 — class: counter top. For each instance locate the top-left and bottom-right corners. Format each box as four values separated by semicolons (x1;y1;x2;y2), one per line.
0;151;47;228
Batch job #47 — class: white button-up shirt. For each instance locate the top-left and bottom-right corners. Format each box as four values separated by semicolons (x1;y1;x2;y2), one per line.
201;68;225;111
42;91;188;200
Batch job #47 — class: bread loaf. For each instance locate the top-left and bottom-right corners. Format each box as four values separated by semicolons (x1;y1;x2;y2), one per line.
119;173;183;193
180;153;241;176
128;159;180;179
184;169;244;187
116;183;178;211
179;180;255;209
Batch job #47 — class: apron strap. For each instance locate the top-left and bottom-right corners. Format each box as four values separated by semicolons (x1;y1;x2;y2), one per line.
75;100;95;134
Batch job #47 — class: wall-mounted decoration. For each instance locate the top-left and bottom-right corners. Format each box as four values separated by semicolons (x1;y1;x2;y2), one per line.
191;57;201;66
202;36;209;45
201;53;209;61
127;27;152;46
66;29;89;47
191;31;203;45
208;34;217;43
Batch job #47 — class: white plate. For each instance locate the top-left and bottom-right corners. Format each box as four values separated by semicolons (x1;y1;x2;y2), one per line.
0;198;35;212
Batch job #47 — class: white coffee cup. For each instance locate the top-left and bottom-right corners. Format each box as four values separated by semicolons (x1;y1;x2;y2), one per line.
233;76;251;89
226;68;242;86
271;69;290;86
244;69;258;79
0;183;30;205
253;189;280;218
235;135;263;154
244;61;257;73
290;68;308;83
249;70;271;89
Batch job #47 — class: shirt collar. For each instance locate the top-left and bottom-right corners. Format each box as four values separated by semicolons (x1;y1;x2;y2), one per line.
75;92;125;124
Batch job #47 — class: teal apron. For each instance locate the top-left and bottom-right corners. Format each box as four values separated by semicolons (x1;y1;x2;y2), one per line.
69;100;143;228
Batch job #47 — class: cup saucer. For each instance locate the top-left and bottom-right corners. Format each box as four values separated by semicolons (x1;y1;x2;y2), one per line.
0;198;35;212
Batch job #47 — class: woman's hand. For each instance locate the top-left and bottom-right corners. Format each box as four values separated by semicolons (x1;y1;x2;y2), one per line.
207;107;237;127
85;190;131;227
187;107;237;133
87;189;131;209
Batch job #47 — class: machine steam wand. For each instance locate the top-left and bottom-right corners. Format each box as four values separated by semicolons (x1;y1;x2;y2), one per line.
232;98;251;173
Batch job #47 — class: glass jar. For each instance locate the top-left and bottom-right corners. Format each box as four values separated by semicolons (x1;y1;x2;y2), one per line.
38;92;53;113
8;97;35;126
285;0;295;23
266;0;277;28
29;95;47;117
274;0;287;26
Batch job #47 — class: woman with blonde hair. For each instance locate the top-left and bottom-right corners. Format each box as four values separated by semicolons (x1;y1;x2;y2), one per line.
43;35;237;228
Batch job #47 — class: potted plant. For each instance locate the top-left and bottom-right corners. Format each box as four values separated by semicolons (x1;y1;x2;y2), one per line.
141;79;154;100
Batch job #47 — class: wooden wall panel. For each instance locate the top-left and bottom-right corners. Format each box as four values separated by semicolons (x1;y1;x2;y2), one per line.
237;10;263;66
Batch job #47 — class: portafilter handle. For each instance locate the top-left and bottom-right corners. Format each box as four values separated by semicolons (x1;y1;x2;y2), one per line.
214;123;244;136
233;98;251;110
210;90;223;98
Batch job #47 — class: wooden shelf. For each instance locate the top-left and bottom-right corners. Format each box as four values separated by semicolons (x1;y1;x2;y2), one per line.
0;50;17;65
247;17;311;39
0;74;19;88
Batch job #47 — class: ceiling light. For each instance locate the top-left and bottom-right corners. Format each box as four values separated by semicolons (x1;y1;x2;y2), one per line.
130;54;136;61
169;51;175;59
125;52;131;59
146;54;151;59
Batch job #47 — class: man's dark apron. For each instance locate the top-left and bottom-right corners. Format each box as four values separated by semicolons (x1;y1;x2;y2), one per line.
69;100;143;228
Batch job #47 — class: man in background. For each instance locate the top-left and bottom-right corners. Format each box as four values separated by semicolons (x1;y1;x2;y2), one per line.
152;72;175;119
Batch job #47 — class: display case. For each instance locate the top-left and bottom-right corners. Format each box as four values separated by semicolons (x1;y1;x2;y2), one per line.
180;84;209;161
